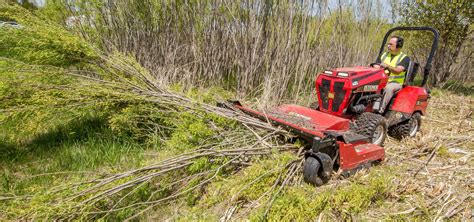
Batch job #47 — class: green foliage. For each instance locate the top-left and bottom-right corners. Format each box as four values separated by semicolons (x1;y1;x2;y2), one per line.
184;86;236;104
188;157;211;174
0;4;96;67
10;0;37;11
401;0;473;86
164;112;215;151
107;98;238;150
185;157;396;221
0;59;141;147
195;153;296;210
108;102;172;143
251;169;395;221
37;0;70;25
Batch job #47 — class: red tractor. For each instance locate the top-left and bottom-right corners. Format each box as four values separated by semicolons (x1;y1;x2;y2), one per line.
222;27;439;185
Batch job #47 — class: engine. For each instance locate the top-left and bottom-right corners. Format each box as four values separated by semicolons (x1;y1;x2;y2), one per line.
315;67;389;117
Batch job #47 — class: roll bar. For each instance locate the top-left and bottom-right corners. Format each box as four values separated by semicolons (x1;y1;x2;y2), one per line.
377;26;439;87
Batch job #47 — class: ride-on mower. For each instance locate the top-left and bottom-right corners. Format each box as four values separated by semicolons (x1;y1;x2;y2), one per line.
220;27;439;185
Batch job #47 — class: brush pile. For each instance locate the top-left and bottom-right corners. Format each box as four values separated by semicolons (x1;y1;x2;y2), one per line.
7;53;302;220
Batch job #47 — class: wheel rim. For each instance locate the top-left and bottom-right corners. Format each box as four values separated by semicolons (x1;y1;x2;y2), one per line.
372;125;385;145
408;118;419;137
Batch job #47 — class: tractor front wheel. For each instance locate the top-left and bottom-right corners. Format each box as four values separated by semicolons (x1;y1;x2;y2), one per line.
389;113;421;140
303;157;326;186
353;112;388;146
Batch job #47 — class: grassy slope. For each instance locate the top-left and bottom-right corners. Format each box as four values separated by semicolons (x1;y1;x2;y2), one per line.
1;4;473;221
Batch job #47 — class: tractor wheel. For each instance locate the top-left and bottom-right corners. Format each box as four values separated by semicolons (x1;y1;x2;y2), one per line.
389;113;421;140
303;157;326;186
353;112;388;146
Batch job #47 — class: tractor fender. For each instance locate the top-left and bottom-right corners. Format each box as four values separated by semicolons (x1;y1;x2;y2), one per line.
391;86;429;115
305;151;333;179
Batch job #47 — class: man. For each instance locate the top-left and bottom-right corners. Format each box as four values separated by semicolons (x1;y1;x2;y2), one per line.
373;35;410;113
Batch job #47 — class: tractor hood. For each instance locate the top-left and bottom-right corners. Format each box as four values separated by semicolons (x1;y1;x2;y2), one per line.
316;66;389;116
323;66;382;78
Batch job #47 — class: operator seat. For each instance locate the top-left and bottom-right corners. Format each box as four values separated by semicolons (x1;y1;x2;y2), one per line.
404;61;420;86
393;61;419;94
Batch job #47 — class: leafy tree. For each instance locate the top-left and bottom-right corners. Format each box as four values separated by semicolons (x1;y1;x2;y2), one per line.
401;0;473;87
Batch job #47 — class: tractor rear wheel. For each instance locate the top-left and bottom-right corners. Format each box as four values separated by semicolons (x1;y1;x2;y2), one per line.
303;157;325;186
389;113;421;140
353;112;388;146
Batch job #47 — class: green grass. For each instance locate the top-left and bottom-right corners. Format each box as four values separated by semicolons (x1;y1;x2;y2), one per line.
0;112;152;219
0;115;147;191
176;155;397;221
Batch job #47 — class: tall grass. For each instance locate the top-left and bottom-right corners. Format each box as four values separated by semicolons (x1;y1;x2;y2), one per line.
57;0;390;106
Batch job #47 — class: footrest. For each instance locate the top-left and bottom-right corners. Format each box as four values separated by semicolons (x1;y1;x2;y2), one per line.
342;131;369;144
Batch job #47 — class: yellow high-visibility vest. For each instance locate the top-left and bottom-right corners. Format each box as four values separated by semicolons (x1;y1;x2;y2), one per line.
381;52;407;84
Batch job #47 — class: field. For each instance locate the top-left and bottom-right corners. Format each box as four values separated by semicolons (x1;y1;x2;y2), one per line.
1;2;473;221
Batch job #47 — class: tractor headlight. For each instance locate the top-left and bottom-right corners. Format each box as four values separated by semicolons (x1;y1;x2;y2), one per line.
337;72;349;77
324;70;333;75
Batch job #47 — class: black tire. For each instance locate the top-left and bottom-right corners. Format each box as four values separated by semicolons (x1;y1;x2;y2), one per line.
352;112;388;146
389;113;421;140
303;157;325;186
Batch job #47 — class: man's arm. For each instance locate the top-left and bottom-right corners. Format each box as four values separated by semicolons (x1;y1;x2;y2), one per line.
380;63;405;74
381;57;409;74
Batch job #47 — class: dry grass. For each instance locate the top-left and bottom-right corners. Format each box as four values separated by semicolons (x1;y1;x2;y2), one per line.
141;90;473;221
367;91;473;220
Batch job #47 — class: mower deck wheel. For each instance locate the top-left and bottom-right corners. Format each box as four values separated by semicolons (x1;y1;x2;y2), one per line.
303;156;326;186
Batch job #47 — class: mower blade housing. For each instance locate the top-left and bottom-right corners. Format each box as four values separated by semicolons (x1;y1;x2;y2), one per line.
229;101;385;178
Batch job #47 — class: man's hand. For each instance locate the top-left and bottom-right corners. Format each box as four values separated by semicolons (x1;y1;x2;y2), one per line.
381;63;405;74
372;63;388;69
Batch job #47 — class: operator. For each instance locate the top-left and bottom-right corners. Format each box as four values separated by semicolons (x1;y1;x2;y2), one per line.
373;35;410;114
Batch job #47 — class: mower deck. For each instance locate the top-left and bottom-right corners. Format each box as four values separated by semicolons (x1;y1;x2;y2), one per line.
227;101;385;182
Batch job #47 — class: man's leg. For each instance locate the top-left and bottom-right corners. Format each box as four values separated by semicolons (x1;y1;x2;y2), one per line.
380;82;402;113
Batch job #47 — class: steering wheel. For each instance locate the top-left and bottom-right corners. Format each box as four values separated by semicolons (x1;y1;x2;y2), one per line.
370;63;390;75
369;63;381;67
